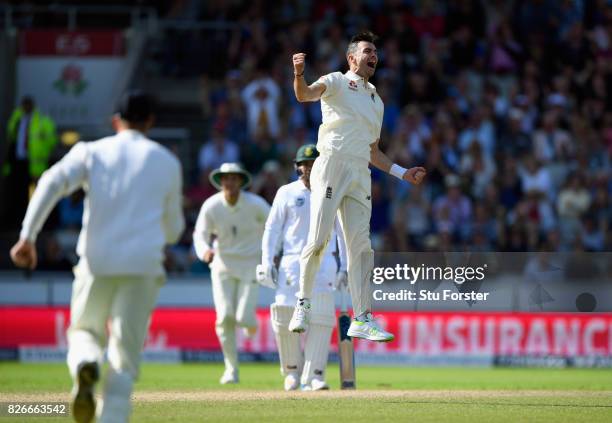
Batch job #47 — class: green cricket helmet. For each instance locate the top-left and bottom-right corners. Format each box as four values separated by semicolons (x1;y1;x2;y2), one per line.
294;144;319;164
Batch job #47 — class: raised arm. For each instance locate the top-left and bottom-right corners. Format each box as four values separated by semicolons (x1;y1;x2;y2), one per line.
370;139;427;185
292;53;326;102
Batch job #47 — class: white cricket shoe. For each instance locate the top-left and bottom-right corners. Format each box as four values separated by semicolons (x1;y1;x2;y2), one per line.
288;299;311;333
72;361;99;423
284;373;300;391
347;313;394;342
309;378;330;391
301;378;330;391
220;369;239;384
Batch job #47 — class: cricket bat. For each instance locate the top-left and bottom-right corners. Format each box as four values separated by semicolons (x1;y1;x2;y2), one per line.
338;284;355;389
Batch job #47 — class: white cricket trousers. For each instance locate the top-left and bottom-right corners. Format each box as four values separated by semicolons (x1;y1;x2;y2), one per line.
211;264;260;373
299;153;374;316
66;261;163;423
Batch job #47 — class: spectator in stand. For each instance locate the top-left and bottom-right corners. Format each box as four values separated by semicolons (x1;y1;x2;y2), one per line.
458;105;496;157
433;174;472;242
557;173;592;245
459;142;496;199
581;214;605;251
370;180;391;250
391;105;432;164
241;129;280;174
532;111;574;164
519;156;554;201
198;123;240;174
498;108;532;157
392;184;430;250
241;67;282;140
251;160;285;205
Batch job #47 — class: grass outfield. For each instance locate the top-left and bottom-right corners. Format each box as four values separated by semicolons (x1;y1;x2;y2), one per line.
1;363;612;422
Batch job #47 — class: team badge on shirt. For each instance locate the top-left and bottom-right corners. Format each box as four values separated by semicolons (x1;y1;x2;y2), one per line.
348;80;358;91
371;93;375;102
295;197;305;207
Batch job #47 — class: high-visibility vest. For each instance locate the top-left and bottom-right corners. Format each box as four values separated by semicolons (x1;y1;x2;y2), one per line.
3;107;58;178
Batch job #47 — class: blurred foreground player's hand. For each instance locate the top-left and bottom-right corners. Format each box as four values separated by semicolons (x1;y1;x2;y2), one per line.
403;167;427;185
202;249;215;264
10;238;37;270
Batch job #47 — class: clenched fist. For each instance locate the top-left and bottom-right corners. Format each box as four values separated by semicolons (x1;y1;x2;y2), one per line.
202;249;215;264
403;167;427;185
10;239;37;270
292;53;306;75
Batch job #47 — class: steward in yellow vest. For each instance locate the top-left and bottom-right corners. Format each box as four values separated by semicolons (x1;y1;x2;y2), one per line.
4;96;58;179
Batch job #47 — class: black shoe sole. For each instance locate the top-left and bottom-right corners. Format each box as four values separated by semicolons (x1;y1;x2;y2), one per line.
72;362;99;423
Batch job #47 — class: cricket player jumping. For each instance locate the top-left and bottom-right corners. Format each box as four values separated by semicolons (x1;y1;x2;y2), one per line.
193;163;270;384
10;91;185;423
257;144;347;391
288;31;426;341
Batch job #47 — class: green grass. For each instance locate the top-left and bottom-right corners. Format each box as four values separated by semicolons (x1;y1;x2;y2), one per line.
1;363;612;422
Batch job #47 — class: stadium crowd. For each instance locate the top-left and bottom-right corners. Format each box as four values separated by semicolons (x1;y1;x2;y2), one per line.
3;0;612;273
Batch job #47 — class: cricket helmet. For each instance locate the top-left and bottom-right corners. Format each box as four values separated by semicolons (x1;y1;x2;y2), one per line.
294;144;319;164
209;162;252;190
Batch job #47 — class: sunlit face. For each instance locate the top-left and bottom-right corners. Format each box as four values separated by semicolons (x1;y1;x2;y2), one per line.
220;173;243;196
348;41;378;78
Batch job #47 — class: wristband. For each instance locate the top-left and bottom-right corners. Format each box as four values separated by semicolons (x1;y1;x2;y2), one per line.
294;71;304;77
390;163;407;180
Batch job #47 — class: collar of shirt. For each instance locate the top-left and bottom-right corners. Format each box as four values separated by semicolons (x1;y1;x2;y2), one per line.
222;191;243;210
298;179;310;192
117;129;145;141
345;70;373;90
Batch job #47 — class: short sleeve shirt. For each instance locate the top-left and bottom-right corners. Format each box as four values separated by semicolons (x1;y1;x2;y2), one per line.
315;70;384;161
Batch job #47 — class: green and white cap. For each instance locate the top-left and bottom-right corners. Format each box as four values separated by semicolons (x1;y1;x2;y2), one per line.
294;144;319;163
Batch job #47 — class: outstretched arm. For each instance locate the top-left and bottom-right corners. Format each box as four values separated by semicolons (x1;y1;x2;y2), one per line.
370;139;426;184
292;53;326;102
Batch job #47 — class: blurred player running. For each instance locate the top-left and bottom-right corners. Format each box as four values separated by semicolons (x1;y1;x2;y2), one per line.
289;31;426;341
257;144;347;391
193;163;270;384
10;91;185;423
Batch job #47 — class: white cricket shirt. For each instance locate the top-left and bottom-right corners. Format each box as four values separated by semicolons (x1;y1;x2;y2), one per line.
20;129;185;276
262;179;346;269
315;70;384;162
193;191;270;270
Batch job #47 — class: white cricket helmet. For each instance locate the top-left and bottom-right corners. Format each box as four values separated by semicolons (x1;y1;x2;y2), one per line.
209;162;252;190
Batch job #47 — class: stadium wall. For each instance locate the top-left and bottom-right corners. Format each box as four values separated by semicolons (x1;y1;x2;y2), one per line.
1;306;610;367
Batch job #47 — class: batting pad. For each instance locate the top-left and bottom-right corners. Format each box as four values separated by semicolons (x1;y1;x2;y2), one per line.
302;323;333;386
309;292;336;327
270;304;302;376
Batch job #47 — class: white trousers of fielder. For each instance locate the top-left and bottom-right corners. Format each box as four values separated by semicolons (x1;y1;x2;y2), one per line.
211;264;260;375
66;261;163;423
299;153;374;316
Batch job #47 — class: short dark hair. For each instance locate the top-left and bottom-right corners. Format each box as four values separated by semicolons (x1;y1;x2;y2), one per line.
115;90;156;123
347;31;378;56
